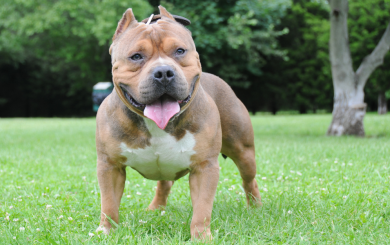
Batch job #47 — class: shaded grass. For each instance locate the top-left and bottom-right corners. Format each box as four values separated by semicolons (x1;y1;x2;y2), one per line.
0;114;390;244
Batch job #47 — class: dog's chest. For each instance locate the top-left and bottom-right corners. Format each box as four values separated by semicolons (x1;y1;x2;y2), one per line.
120;119;196;180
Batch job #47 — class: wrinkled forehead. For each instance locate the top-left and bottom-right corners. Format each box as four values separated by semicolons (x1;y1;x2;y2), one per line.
112;20;195;59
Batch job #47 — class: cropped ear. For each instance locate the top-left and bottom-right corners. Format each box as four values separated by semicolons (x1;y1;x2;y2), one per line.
112;8;138;41
158;5;175;21
140;14;191;26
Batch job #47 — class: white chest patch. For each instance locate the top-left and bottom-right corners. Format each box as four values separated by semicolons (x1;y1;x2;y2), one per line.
120;119;196;180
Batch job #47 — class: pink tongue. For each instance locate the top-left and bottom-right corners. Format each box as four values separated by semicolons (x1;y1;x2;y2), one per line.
144;95;180;129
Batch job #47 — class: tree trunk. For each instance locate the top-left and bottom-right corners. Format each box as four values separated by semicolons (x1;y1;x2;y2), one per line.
327;92;366;136
327;0;365;136
378;91;387;114
327;0;390;136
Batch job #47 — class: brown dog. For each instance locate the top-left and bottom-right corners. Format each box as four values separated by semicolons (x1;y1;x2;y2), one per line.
95;6;262;240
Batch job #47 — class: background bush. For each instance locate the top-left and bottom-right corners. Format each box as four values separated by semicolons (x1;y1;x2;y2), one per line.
0;0;388;117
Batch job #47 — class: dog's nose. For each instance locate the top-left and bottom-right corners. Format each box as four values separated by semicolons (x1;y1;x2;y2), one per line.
153;66;175;85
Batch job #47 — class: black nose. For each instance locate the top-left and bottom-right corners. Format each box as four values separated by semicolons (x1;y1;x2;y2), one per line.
153;66;175;85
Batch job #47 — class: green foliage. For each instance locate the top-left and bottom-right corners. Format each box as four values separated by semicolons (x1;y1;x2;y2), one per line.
259;0;332;114
162;0;291;88
158;0;291;114
0;0;152;62
0;0;293;116
1;115;390;243
0;0;152;116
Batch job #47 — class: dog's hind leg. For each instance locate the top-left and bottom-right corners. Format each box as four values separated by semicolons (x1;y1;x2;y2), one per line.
222;145;262;207
148;180;174;210
234;148;262;207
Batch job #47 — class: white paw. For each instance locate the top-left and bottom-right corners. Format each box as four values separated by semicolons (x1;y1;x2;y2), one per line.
96;225;110;235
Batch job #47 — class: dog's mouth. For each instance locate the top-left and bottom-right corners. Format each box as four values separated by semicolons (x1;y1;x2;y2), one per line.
123;90;147;110
121;87;193;129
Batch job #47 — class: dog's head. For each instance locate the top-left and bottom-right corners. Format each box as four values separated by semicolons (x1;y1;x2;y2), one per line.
110;6;201;129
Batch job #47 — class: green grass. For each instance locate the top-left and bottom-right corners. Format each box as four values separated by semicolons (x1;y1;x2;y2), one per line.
1;114;390;244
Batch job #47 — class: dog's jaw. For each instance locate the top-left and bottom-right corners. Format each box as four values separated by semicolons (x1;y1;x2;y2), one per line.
114;74;201;126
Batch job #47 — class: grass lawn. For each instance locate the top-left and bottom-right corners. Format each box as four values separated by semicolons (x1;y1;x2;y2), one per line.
1;114;390;244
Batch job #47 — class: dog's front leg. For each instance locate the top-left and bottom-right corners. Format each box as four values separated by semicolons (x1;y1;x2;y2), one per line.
97;160;126;234
189;158;219;240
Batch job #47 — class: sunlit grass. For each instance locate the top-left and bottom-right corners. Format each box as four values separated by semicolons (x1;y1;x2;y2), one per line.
0;114;389;243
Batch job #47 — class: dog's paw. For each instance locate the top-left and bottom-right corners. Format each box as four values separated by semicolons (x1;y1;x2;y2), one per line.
96;225;110;235
191;231;213;241
191;225;213;241
147;203;165;210
248;198;263;208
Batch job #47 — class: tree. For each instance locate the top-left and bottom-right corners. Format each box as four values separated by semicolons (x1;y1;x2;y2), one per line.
370;64;390;114
327;0;390;136
347;0;390;115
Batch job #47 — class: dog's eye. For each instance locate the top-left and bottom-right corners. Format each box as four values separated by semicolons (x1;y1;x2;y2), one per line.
176;48;186;55
130;53;143;61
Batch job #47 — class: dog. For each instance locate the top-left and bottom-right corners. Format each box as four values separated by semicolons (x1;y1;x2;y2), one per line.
95;6;262;240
